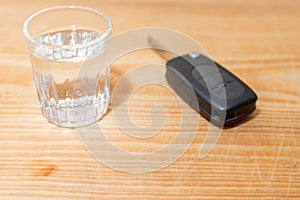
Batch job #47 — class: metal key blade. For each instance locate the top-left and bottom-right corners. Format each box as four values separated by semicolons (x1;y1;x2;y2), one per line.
148;36;176;61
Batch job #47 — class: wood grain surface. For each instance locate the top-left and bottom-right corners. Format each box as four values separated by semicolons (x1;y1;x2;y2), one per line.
1;0;300;199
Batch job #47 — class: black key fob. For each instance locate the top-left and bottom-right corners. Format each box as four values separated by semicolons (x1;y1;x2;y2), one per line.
166;52;257;126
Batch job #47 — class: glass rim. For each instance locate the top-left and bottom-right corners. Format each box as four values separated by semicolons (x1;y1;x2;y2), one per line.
23;5;113;49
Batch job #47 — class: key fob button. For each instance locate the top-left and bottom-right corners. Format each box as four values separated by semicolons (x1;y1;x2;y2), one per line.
192;64;219;80
212;81;245;99
199;73;224;90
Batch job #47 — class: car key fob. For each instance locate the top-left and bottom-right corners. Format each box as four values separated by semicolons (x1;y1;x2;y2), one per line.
166;52;258;126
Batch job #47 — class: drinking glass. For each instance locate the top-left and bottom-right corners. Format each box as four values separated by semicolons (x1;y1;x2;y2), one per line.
23;6;112;128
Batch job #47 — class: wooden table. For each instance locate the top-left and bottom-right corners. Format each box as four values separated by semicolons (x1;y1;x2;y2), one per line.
1;0;300;199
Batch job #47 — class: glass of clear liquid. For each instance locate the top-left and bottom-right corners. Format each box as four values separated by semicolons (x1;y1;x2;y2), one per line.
23;6;112;128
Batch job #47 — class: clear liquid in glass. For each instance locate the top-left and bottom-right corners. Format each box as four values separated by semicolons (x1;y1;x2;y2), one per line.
31;29;110;127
